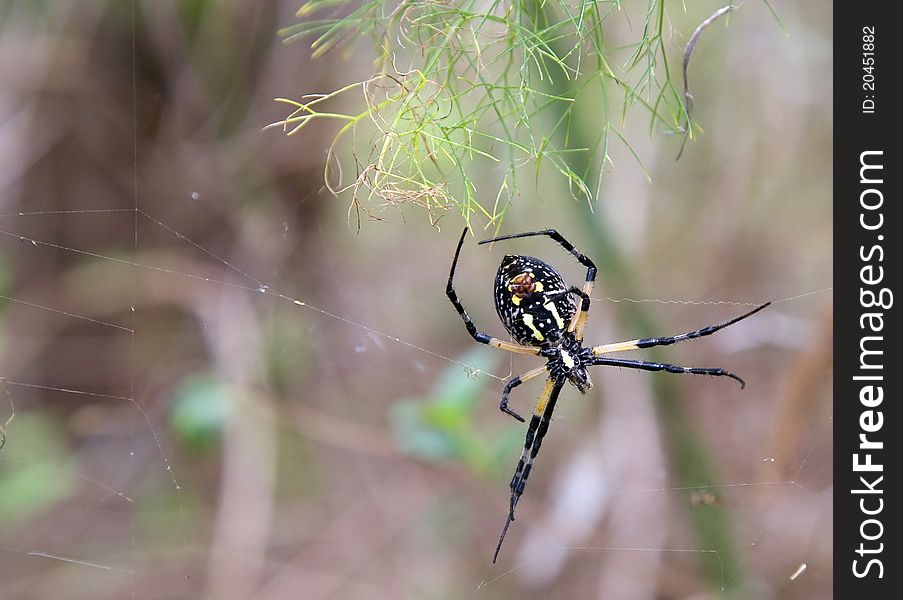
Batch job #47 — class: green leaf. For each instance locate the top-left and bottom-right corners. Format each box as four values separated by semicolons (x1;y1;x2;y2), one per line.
391;346;515;473
0;414;76;532
169;373;233;452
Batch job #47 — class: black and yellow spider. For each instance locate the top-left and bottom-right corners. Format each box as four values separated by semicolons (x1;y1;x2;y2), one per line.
445;227;769;563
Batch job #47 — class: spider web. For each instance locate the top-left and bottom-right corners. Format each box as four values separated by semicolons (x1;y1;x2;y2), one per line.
0;2;832;599
0;207;832;596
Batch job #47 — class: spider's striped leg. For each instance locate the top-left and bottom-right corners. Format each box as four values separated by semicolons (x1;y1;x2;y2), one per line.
589;356;747;388
545;286;591;307
493;377;565;563
499;365;549;423
479;229;596;340
447;228;540;356
591;302;771;355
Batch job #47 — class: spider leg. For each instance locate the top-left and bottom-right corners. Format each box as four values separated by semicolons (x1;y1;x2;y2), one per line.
589;356;747;388
493;376;565;563
591;303;770;355
499;365;548;422
545;286;591;307
447;228;540;356
479;229;596;341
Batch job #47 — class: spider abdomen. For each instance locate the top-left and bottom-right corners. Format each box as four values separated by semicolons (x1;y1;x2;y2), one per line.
493;254;577;346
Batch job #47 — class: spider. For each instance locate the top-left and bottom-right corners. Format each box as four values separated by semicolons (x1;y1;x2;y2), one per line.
445;227;769;563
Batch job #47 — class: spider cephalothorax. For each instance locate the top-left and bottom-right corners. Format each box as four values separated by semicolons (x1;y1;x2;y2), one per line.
542;331;594;393
445;227;769;563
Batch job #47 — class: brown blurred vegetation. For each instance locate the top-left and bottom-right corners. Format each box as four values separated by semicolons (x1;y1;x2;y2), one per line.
1;1;831;599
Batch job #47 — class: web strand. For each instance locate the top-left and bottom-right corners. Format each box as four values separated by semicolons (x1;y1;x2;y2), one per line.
0;224;507;383
0;209;830;589
0;214;830;502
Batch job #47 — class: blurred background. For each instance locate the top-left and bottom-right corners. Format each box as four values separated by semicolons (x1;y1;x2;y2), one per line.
0;1;831;599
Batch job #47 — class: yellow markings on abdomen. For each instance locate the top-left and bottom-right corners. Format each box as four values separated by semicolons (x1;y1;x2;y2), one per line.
522;313;544;341
508;274;543;305
544;301;565;329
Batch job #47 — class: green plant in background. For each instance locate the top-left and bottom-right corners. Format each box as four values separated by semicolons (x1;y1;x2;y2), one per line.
391;346;521;476
169;373;234;452
275;0;691;231
0;414;76;533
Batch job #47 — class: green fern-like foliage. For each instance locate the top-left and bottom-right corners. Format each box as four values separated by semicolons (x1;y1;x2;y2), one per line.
274;0;688;231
